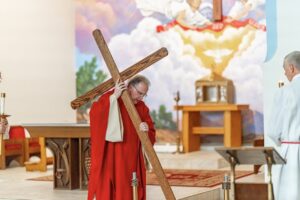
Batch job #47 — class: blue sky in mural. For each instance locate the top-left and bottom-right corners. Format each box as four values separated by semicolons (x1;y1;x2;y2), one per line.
76;47;99;69
76;0;267;136
76;0;142;70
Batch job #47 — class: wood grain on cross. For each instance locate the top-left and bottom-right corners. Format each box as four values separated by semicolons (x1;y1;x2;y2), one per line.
70;48;167;109
213;0;222;21
92;29;176;200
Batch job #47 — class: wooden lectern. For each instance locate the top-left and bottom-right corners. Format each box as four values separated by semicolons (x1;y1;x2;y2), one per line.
215;147;286;200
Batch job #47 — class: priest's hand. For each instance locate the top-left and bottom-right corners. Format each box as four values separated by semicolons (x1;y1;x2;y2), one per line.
139;122;149;132
114;78;127;98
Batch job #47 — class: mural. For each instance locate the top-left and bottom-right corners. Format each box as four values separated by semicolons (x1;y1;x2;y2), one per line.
76;0;267;144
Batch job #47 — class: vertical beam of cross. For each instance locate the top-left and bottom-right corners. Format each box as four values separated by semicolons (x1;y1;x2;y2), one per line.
213;0;223;21
93;29;176;200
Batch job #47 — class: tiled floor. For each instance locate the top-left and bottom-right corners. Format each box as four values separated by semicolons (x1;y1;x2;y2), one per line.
0;149;265;200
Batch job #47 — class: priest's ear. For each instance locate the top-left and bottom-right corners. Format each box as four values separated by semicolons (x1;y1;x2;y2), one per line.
285;63;295;74
289;64;296;73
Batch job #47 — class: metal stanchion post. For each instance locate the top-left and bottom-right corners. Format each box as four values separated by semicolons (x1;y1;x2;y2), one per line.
173;91;182;154
132;172;138;200
222;174;231;200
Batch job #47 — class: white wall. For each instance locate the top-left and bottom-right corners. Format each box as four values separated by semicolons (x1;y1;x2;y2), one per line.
0;0;76;124
264;0;300;145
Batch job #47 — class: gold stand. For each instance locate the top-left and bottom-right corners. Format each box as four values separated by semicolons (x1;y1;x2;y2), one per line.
173;91;182;154
132;172;138;200
222;174;230;200
265;150;275;200
227;151;238;200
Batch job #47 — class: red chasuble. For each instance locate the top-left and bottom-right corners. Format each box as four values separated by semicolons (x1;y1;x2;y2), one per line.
87;90;156;200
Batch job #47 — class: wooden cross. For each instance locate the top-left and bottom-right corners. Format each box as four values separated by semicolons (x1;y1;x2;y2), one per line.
71;46;167;109
84;29;176;200
213;0;223;21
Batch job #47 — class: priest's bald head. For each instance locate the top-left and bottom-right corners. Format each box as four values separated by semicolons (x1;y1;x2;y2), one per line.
283;51;300;81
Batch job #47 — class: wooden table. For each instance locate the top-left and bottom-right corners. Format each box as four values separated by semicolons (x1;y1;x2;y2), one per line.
23;123;90;190
175;104;249;153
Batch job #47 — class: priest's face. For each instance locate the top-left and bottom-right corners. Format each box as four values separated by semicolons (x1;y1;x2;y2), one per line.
129;82;148;104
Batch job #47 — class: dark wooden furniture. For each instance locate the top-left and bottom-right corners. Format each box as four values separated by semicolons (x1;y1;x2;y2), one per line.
235;183;268;200
24;124;90;190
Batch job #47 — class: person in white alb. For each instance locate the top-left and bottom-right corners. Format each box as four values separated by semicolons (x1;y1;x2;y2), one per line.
268;51;300;200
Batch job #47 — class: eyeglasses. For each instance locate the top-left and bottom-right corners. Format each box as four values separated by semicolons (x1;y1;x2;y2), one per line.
133;85;147;98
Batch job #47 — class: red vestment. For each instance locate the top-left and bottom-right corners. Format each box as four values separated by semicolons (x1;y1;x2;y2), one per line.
87;90;156;200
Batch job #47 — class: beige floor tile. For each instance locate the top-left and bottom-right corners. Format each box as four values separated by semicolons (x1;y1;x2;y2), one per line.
0;149;265;200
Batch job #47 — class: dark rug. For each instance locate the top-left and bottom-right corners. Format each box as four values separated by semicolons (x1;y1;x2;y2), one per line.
28;169;253;188
146;169;254;187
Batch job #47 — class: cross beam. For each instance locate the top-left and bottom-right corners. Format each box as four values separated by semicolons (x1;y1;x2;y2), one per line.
93;29;176;200
213;0;223;21
70;48;167;109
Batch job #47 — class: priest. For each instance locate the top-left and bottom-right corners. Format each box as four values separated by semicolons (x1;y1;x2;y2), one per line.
87;75;156;200
268;51;300;200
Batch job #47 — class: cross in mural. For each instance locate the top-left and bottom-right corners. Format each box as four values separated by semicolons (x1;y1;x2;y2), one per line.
213;0;223;21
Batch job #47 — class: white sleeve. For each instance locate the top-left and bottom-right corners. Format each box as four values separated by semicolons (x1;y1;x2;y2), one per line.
105;94;124;142
268;89;284;146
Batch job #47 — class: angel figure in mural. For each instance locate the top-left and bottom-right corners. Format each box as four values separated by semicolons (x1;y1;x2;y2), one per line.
225;0;265;22
135;0;212;29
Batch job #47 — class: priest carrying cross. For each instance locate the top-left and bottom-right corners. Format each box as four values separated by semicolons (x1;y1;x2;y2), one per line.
74;29;175;200
88;75;155;200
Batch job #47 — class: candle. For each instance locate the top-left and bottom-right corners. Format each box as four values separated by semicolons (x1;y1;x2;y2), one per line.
0;93;5;115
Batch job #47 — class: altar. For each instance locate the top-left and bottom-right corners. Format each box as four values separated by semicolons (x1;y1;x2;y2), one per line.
175;104;249;153
24;123;90;190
